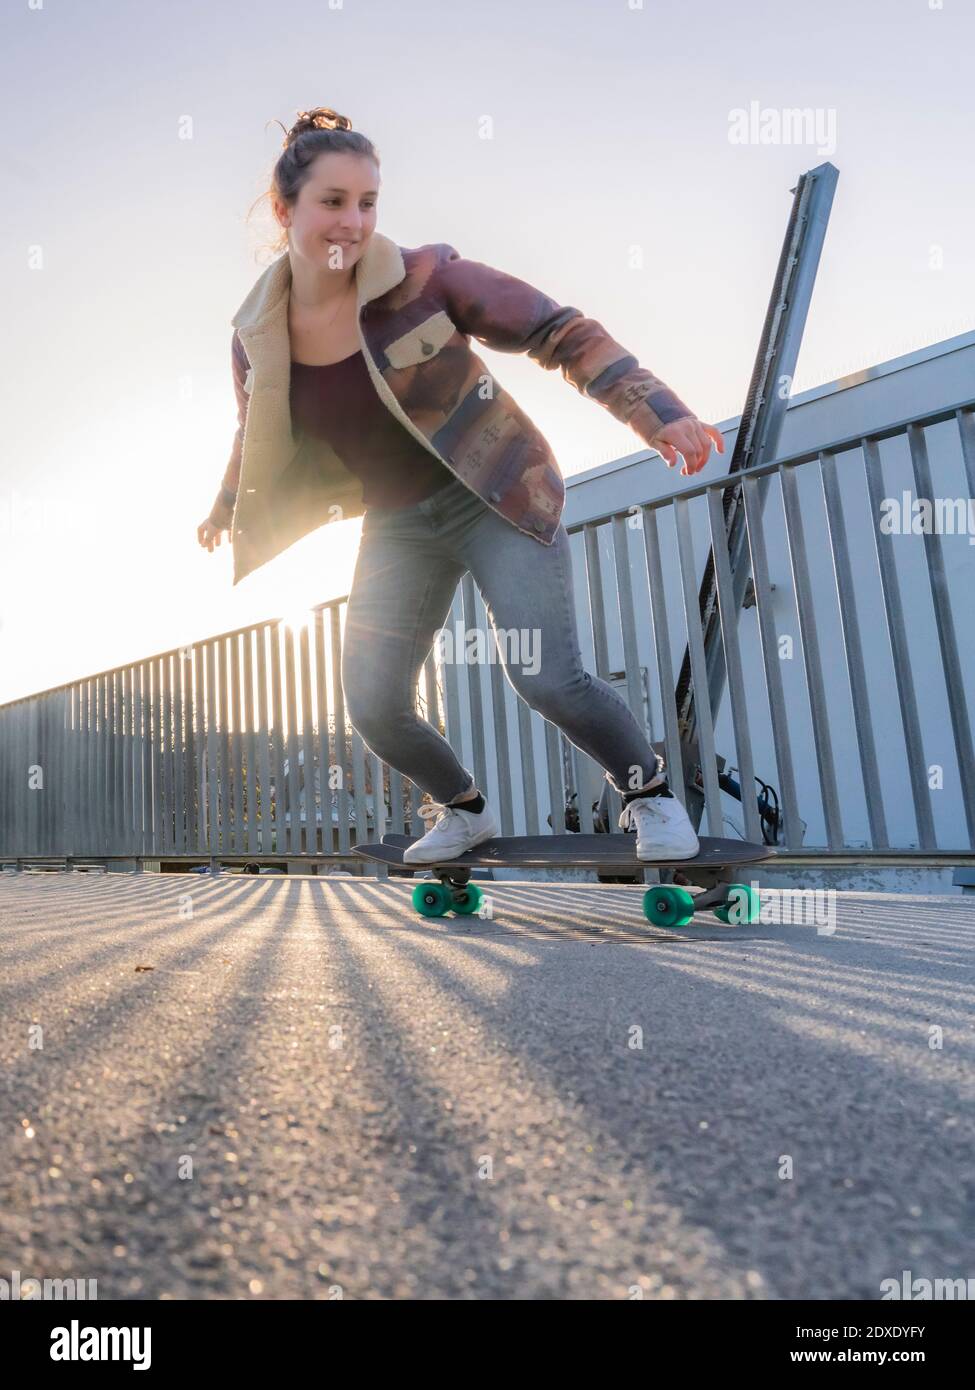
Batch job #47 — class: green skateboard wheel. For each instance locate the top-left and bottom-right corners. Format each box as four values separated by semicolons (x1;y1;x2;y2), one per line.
412;882;452;917
450;883;484;915
713;883;761;925
642;884;696;928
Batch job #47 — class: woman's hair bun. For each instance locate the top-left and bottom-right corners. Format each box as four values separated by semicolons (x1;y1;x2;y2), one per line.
285;107;352;146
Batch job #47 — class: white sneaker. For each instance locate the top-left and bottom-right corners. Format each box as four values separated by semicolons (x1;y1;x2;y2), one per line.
618;791;700;861
402;797;500;864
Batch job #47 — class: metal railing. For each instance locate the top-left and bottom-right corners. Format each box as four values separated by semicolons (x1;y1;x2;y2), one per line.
433;396;975;855
0;606;431;863
564;399;974;852
2;398;973;866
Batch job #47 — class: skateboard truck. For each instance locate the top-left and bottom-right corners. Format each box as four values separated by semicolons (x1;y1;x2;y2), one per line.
413;866;485;918
641;876;760;928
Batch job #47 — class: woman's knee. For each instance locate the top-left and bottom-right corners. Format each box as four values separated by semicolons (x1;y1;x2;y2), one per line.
345;688;407;747
507;664;592;719
342;662;403;745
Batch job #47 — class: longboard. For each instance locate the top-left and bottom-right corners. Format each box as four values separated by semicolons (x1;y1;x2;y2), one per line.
353;834;774;928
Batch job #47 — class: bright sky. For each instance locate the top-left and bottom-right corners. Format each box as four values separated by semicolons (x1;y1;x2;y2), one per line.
1;0;972;704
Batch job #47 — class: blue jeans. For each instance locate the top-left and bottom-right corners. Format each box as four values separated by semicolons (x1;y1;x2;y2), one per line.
341;475;663;804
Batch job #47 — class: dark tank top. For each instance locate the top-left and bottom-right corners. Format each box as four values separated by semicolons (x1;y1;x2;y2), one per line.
290;349;455;508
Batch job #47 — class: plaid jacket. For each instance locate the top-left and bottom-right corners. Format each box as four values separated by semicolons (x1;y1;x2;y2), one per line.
211;232;693;586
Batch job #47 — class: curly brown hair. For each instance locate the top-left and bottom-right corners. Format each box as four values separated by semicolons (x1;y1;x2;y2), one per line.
248;106;380;257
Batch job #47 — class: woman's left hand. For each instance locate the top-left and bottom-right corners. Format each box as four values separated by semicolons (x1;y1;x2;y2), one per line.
650;416;725;476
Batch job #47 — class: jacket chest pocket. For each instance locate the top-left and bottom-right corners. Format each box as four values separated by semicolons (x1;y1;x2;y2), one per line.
384;310;456;369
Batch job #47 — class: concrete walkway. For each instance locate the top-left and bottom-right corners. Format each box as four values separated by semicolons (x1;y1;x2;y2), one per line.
1;874;972;1300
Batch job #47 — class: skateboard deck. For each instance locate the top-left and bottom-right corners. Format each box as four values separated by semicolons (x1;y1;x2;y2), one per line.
353;834;774;927
359;833;770;870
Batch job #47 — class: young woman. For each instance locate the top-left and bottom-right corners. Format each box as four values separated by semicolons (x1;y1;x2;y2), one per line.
198;107;724;865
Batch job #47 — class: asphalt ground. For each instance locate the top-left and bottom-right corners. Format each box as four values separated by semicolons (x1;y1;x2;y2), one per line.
1;873;972;1300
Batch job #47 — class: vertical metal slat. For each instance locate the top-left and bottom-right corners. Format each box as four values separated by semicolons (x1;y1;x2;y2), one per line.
674;497;724;837
907;421;975;844
516;699;539;835
256;625;272;858
779;464;844;848
861;437;936;849
706;487;763;845
818;450;888;849
641;508;683;798
313;611;331;856
611;514;647;728
231;633;245;855
330;607;351;854
543;720;565;833
460;574;489;799
740;475;803;847
297;623;315;855
283;624;300;856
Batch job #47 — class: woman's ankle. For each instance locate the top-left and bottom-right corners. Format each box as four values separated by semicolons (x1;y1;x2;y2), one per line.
448;785;479;805
448;787;485;813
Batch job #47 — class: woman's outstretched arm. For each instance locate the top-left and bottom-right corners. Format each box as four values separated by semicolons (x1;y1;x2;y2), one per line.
432;244;723;475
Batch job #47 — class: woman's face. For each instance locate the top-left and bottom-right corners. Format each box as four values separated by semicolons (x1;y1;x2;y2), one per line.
277;151;380;269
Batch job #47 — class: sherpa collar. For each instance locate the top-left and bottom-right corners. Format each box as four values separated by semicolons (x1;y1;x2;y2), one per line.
230;230;407;330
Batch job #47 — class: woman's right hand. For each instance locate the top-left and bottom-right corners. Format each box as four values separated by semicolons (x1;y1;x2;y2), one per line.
197;516;231;552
